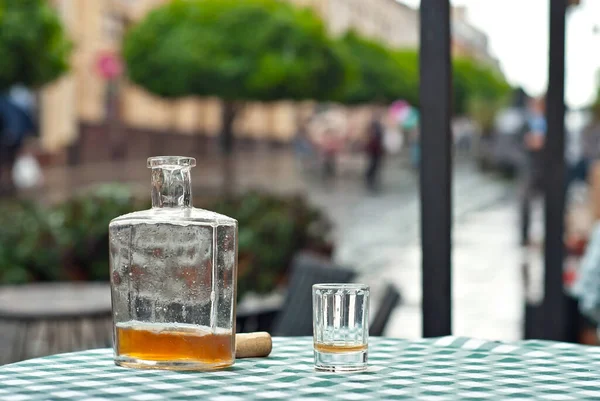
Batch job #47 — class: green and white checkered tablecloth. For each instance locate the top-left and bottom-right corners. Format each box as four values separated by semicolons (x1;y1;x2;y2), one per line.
1;336;600;400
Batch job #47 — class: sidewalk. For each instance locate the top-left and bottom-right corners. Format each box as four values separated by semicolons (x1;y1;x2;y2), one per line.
21;150;307;204
377;200;525;341
301;155;528;341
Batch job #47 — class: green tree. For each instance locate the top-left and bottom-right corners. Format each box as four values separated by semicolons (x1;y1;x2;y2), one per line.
453;57;511;115
335;31;411;105
0;0;72;91
124;0;348;153
391;49;420;106
334;39;509;115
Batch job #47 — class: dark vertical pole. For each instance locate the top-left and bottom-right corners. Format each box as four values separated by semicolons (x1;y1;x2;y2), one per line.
420;0;452;337
543;0;568;341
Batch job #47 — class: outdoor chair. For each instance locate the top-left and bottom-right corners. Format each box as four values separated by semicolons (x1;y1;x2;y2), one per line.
369;283;402;336
271;252;357;336
237;252;403;337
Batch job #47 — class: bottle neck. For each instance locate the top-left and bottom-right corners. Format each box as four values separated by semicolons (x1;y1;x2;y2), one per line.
151;167;193;208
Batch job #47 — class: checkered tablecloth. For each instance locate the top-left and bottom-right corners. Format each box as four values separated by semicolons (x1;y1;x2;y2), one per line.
2;336;600;400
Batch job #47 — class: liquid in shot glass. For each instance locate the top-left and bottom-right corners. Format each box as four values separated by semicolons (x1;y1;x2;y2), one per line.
312;283;369;372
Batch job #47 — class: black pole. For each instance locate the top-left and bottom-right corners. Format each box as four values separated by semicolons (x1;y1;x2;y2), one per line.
543;0;568;341
419;0;452;337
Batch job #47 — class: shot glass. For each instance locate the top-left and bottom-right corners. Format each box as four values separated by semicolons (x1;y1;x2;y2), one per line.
312;283;369;372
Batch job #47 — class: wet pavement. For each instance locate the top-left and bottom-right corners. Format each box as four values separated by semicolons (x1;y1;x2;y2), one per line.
12;149;528;346
298;153;525;342
374;201;525;341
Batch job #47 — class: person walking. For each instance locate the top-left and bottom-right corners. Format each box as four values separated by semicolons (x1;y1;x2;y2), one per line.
520;97;546;246
567;103;600;193
564;110;589;195
0;91;36;195
365;115;385;191
293;117;316;173
321;128;341;179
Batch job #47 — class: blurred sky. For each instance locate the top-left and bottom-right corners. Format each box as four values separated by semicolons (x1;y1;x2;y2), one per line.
398;0;600;108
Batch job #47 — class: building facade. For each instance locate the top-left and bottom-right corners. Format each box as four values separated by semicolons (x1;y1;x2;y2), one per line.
39;0;494;158
289;0;419;48
451;6;500;71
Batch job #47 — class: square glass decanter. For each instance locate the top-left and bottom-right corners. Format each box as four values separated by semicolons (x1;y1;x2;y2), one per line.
109;156;237;371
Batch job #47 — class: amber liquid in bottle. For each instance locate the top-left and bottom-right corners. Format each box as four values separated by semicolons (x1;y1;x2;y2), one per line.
314;342;368;353
116;323;234;365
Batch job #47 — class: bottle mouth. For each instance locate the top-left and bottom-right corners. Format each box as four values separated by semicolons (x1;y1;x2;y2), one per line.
147;156;196;169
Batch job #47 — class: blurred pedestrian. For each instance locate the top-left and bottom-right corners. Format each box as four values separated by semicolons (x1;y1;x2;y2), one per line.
453;116;475;155
520;96;546;246
365;114;385;191
584;105;600;160
0;90;36;195
402;108;420;170
293;117;316;172
564;110;590;195
570;102;600;191
321;128;341;179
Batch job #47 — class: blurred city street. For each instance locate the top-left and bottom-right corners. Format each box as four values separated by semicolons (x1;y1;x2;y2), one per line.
29;149;527;342
3;2;600;399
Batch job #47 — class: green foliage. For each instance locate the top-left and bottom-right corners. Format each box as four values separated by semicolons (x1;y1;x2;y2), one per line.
0;187;331;301
335;32;408;104
206;191;332;298
0;200;61;284
0;184;147;284
391;49;420;107
0;0;72;90
123;0;510;116
123;0;348;101
53;184;150;281
334;39;509;113
453;57;511;115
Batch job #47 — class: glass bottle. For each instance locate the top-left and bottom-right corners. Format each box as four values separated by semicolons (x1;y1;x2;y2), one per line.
109;156;237;371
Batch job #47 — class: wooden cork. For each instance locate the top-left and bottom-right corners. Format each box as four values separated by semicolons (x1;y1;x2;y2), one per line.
235;332;272;358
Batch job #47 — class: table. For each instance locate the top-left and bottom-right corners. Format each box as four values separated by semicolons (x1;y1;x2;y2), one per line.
2;337;600;400
0;283;112;363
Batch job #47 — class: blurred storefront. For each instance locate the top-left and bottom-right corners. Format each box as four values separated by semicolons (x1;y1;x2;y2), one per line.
40;0;495;163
